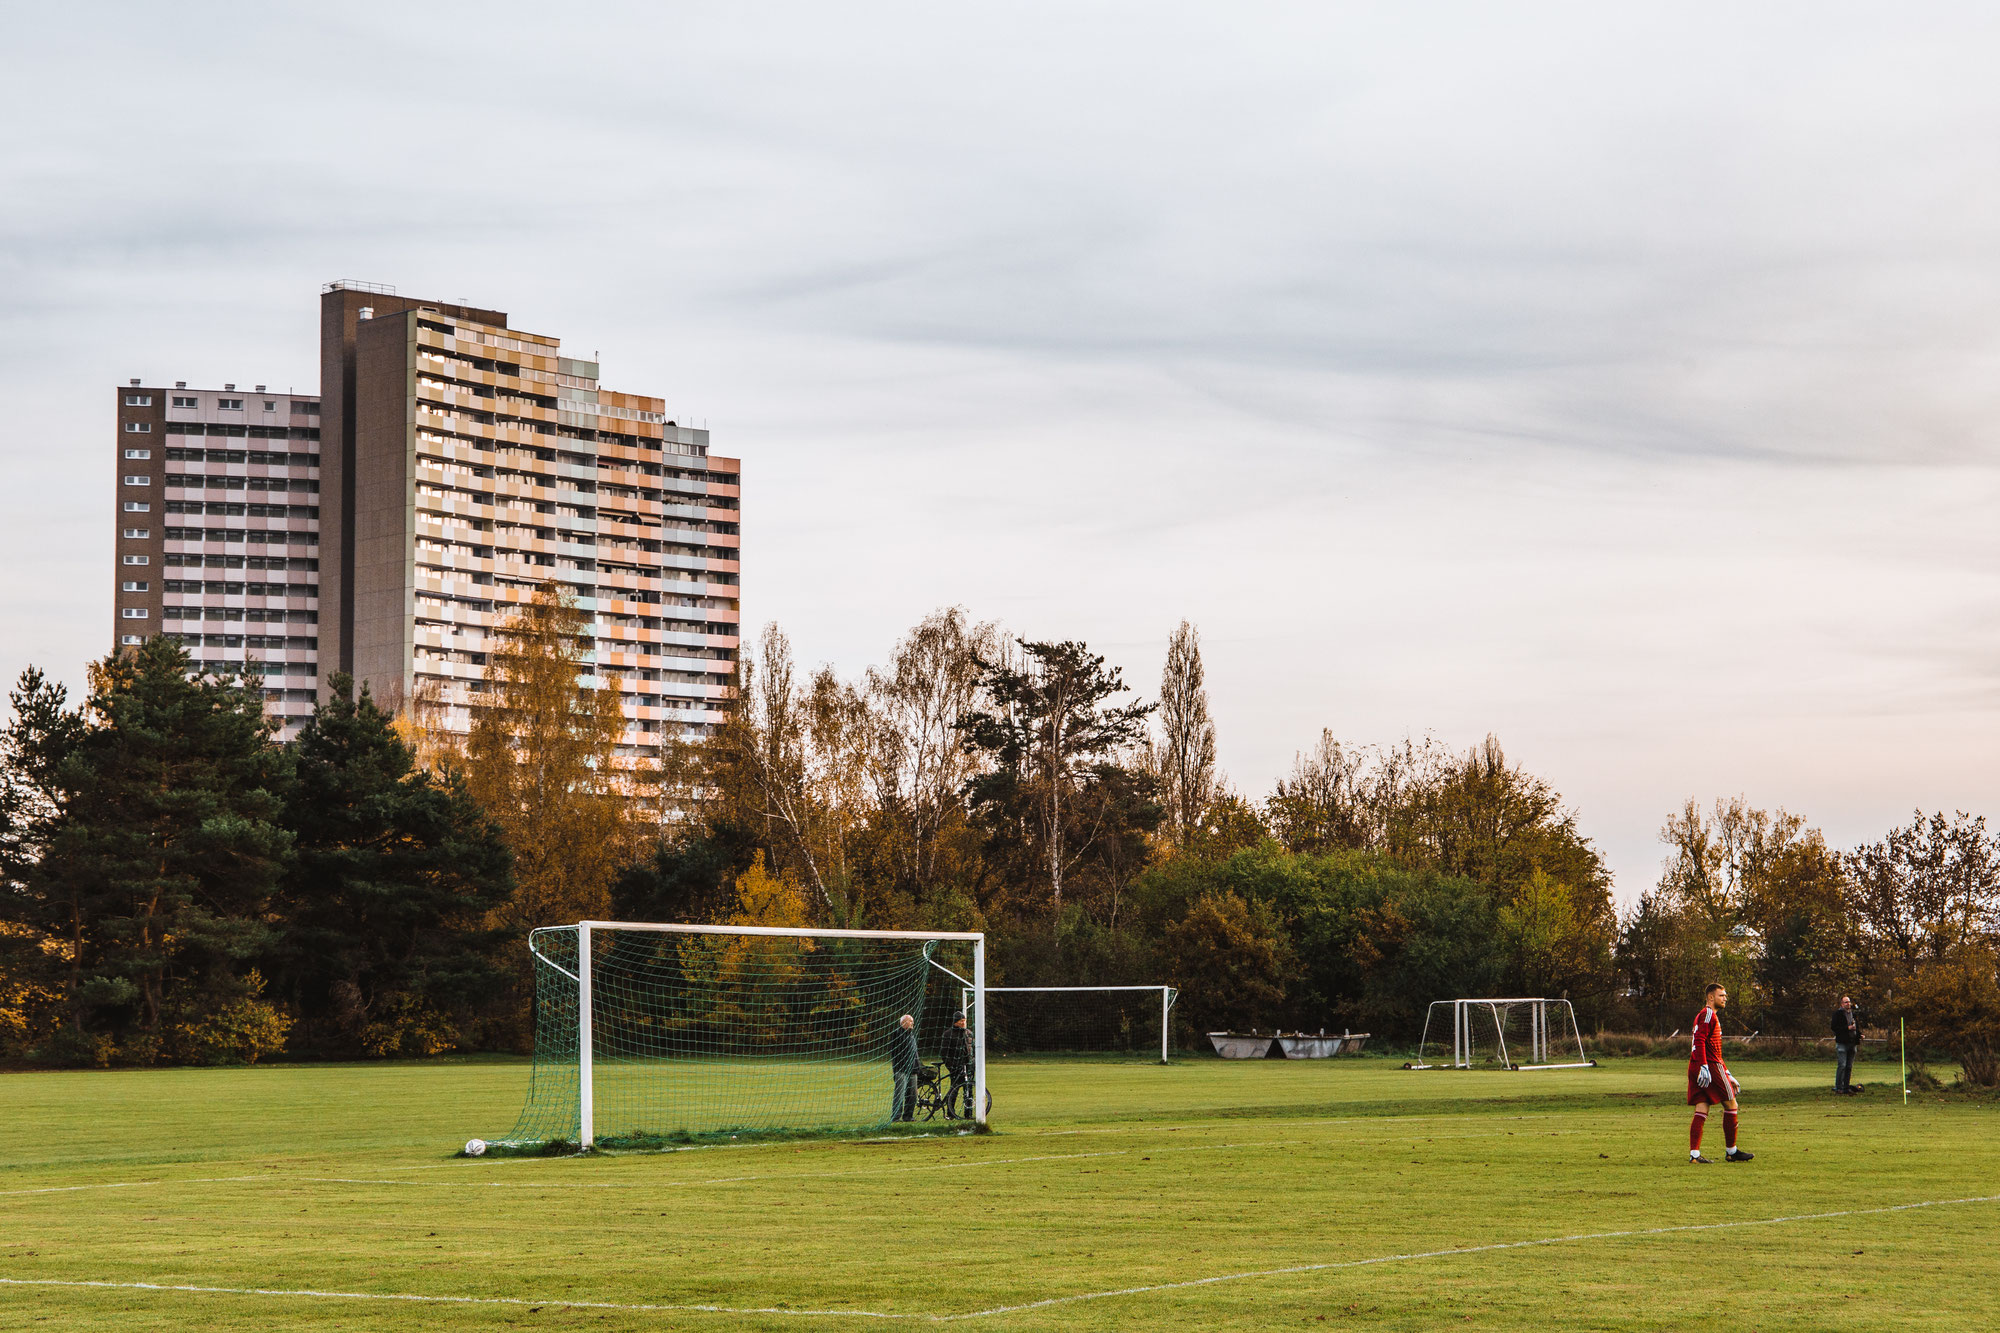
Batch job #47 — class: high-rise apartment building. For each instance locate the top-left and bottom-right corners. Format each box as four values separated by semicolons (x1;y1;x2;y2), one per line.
318;282;740;761
111;379;324;737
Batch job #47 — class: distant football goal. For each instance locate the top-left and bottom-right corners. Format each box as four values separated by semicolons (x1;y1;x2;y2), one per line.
1410;998;1596;1070
491;922;987;1152
964;985;1179;1063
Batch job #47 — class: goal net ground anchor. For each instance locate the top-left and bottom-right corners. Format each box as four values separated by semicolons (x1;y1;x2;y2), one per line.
484;921;987;1154
1406;998;1598;1071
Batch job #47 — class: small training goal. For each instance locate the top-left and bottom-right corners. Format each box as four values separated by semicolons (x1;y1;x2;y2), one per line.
966;986;1179;1063
491;921;987;1151
1410;998;1596;1070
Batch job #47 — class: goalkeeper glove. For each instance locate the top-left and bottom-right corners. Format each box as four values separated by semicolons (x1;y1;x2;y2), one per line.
1697;1065;1712;1088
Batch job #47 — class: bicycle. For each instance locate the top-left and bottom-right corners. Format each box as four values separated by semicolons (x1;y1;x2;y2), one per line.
912;1061;990;1121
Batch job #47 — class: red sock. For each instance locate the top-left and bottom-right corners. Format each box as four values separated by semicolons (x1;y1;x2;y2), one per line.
1690;1110;1706;1151
1723;1110;1738;1150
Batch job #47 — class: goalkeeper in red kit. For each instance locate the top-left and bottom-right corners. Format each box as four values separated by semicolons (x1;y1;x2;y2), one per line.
1687;982;1753;1163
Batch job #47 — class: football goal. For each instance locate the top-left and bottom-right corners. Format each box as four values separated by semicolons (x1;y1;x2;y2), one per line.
493;922;986;1151
1410;997;1596;1070
964;985;1179;1063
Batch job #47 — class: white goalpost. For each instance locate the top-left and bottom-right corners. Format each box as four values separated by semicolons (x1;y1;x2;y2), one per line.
1410;997;1596;1071
963;985;1180;1064
496;921;987;1152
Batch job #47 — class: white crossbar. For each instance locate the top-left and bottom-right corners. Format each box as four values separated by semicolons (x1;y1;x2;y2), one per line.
976;976;1168;984
578;921;984;941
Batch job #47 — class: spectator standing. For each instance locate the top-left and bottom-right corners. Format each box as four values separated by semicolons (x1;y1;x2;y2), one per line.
941;1013;974;1119
1832;995;1862;1094
890;1013;920;1121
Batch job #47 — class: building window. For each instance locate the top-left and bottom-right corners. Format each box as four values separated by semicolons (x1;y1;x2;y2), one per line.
122;501;150;512
123;527;150;538
172;396;197;408
125;394;153;406
120;608;150;619
124;448;152;459
217;398;244;411
263;400;277;411
124;422;152;433
122;555;150;566
293;401;319;415
121;580;149;592
120;634;144;646
123;475;151;486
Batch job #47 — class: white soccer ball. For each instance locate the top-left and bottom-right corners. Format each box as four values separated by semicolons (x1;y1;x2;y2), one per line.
464;1138;487;1157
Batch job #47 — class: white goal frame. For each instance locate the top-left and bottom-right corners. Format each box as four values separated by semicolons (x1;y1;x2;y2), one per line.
1409;997;1596;1070
558;921;986;1148
960;985;1180;1064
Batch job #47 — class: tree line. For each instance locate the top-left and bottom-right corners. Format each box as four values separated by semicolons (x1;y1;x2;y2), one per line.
2;590;1995;1082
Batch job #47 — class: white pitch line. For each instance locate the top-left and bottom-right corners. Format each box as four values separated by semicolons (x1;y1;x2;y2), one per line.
4;1193;1993;1321
0;1278;898;1319
937;1192;2000;1320
0;1176;272;1199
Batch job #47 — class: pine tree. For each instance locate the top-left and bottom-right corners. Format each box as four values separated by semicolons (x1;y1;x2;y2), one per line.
271;674;515;1056
959;640;1157;918
0;667;86;1057
29;638;293;1065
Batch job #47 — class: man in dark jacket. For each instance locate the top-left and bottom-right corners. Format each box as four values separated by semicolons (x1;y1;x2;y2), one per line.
890;1013;920;1121
1832;995;1862;1094
941;1013;974;1119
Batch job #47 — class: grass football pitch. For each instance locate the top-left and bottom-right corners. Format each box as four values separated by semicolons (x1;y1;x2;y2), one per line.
1;1054;1995;1330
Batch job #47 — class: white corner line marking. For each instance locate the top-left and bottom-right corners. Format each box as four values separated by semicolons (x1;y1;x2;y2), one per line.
2;1193;1994;1321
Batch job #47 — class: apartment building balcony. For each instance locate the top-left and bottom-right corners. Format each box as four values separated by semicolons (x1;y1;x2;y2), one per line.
414;623;496;654
411;657;488;683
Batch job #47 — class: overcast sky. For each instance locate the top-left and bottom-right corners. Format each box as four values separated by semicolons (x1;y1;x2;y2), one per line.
5;3;1998;902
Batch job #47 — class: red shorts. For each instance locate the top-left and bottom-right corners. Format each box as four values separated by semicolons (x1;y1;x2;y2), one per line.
1688;1064;1733;1106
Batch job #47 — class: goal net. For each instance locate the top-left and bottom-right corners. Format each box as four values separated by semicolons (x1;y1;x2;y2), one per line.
493;922;986;1151
1411;998;1595;1070
968;986;1179;1063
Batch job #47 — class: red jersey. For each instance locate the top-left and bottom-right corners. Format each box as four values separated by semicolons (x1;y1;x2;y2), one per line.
1686;1005;1732;1105
1689;1006;1725;1072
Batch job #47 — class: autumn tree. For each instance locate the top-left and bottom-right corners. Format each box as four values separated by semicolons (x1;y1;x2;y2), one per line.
1389;735;1608;904
1899;945;2000;1087
1647;797;1851;1031
1155;620;1217;852
1848;811;2000;976
1155;889;1292;1033
706;624;872;917
463;582;633;930
1266;730;1375;855
865;607;998;902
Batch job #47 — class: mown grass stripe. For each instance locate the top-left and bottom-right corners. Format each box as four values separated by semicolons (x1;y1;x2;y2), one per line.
7;1192;1994;1322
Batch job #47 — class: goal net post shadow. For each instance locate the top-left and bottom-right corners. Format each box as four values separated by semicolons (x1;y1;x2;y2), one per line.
1408;998;1597;1070
959;985;1181;1064
494;921;986;1152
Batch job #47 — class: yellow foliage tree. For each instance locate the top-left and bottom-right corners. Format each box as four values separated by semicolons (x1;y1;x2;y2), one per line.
463;582;635;930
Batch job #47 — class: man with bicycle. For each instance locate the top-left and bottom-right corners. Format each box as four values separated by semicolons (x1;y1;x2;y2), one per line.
940;1013;975;1119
